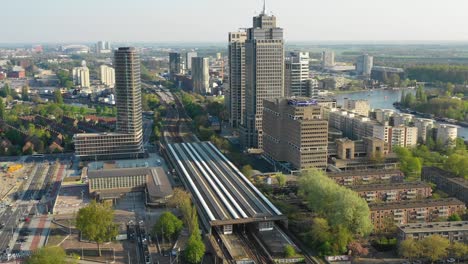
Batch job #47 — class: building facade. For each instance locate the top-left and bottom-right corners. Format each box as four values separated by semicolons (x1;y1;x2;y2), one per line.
327;169;405;186
169;52;183;80
74;47;144;160
263;98;328;170
437;124;458;146
228;31;247;128
343;98;370;117
356;54;373;77
349;182;432;203
369;198;466;230
397;221;468;243
242;9;285;149
191;57;210;94
72;63;90;88
186;51;198;71
99;65;115;87
414;118;434;143
285;52;310;97
322;51;335;68
96;41;112;54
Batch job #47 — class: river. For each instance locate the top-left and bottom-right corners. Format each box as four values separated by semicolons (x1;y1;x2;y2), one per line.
334;89;468;139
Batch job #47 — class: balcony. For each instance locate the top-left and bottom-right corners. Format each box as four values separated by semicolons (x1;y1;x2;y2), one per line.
363;177;371;181
415;215;426;220
366;192;376;197
394;210;404;216
381;176;391;180
407;190;417;194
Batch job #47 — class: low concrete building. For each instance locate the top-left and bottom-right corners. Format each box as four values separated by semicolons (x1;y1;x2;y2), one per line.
422;167;468;205
349;182;432;203
397;221;468;243
88;167;173;205
369;198;466;230
327;169;404;186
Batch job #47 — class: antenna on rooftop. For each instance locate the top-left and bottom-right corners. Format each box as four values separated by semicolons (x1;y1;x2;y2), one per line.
262;0;267;15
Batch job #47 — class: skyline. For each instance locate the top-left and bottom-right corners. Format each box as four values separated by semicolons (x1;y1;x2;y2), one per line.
2;0;468;43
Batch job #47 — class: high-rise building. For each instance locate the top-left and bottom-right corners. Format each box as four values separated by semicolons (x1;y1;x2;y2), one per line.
343;98;370;117
263;98;328;170
169;52;183;80
322;50;335;68
191;57;210;94
356;54;373;77
228;30;247;128
285;52;310;97
99;65;115;87
74;47;144;160
185;51;197;71
72;61;90;88
96;41;112;54
241;4;285;149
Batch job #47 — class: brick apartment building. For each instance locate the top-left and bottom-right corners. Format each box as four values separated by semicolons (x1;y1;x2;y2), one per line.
349;181;432;203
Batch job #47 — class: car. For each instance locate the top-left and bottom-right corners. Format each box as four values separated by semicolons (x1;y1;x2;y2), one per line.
446;258;456;263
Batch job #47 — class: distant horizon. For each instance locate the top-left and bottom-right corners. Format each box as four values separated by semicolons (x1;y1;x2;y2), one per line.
3;0;468;43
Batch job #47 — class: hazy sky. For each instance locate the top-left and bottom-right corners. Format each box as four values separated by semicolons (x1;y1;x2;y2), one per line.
3;0;468;43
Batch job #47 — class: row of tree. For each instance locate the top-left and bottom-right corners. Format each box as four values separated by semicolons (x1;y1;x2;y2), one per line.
406;65;468;84
399;236;468;263
298;169;373;256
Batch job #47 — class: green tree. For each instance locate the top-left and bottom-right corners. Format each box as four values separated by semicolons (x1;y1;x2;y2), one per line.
184;232;205;264
298;169;373;237
26;246;67;264
54;90;64;104
447;213;462;221
0;99;4;120
450;241;468;262
241;165;254;178
21;86;29;101
76;201;119;256
399;238;422;260
153;212;183;241
420;235;450;263
284;245;296;258
276;173;286;187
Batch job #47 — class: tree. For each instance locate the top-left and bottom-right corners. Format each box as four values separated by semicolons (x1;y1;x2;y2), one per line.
284;245;296;258
276;173;286;187
307;218;332;250
298;169;373;237
348;241;369;257
420;235;450;263
0;98;4;120
399;238;422;260
447;213;462;222
450;241;468;262
241;165;254;178
184;232;205;264
54;90;64;104
76;201;119;256
153;212;183;241
21;86;30;101
26;246;67;264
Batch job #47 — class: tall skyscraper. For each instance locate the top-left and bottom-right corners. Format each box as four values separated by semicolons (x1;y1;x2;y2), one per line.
322;50;335;69
72;61;90;88
99;65;115;87
96;41;112;54
241;4;285;150
228;30;247;128
191;57;210;94
285;52;310;97
186;51;197;71
169;52;183;80
74;47;144;160
356;54;373;77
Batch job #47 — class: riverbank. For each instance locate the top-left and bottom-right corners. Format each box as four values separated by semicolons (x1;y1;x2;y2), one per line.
394;102;468;128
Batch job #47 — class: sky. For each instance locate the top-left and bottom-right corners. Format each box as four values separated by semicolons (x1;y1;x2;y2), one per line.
2;0;468;43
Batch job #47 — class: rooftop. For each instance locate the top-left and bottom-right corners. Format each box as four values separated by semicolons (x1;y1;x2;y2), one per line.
87;167;150;178
369;198;465;211
327;169;403;178
398;221;468;233
349;181;431;192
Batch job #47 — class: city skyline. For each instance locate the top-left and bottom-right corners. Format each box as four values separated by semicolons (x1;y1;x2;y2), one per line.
3;0;468;43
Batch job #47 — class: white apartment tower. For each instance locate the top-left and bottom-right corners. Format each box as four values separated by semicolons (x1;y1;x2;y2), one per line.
72;61;90;88
191;57;210;94
285;52;310;97
99;65;115;87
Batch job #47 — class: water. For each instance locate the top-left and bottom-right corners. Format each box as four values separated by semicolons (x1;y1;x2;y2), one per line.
334;89;468;139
